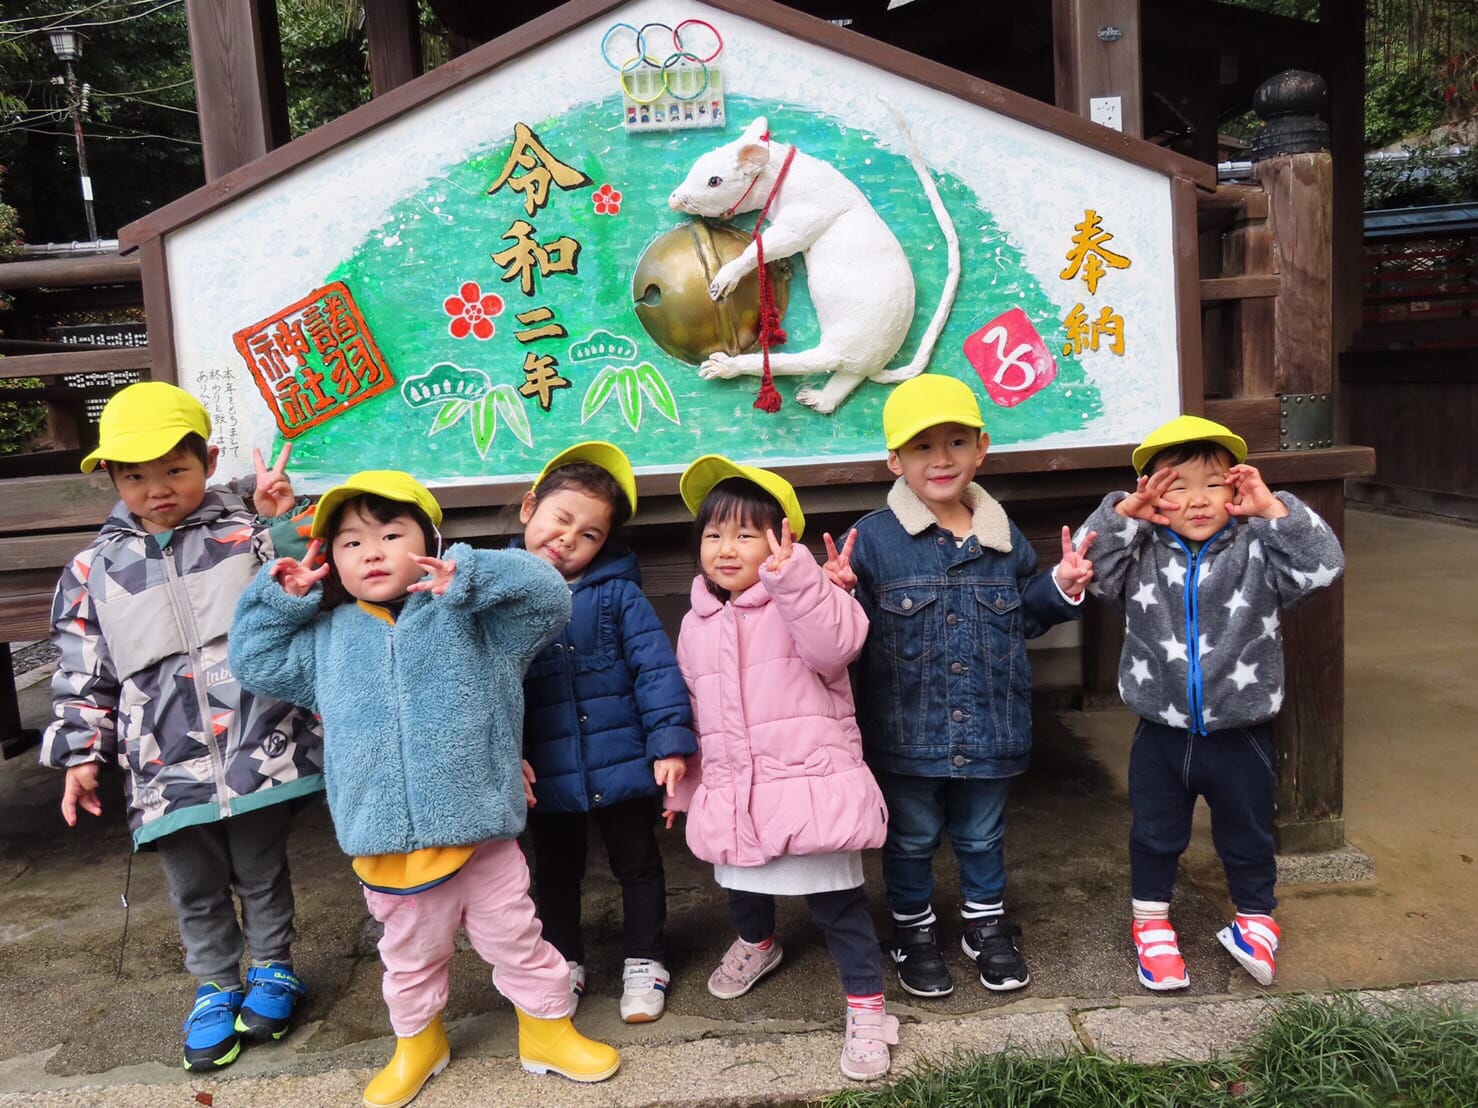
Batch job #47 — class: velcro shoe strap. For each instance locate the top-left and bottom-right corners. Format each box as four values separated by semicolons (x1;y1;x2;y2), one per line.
1140;943;1182;959
1134;929;1179;947
1240;918;1280;951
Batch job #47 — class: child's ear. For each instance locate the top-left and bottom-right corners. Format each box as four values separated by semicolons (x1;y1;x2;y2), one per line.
205;445;220;478
885;451;903;477
518;490;539;525
973;431;990;467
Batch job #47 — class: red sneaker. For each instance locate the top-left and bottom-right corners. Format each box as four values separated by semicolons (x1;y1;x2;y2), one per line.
1217;913;1280;986
1132;919;1190;991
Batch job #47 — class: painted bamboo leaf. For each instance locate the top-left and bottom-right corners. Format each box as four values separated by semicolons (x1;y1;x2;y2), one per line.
616;366;642;432
430;399;471;435
491;385;533;448
470;393;498;458
633;363;679;425
581;365;620;424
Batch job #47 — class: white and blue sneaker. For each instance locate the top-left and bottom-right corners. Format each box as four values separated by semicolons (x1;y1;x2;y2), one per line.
619;958;669;1023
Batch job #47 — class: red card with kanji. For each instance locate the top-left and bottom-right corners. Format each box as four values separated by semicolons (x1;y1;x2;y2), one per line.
963;308;1057;408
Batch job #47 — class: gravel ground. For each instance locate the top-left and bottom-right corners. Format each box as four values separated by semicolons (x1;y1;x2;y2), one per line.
8;642;58;678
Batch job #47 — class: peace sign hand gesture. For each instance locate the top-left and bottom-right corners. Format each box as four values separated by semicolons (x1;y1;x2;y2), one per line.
1224;463;1288;520
407;554;457;596
1053;526;1097;598
270;539;330;597
822;529;858;591
1116;467;1179;526
252;443;296;518
764;518;795;573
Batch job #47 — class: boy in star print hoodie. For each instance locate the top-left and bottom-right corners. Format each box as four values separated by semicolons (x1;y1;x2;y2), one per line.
1077;415;1343;992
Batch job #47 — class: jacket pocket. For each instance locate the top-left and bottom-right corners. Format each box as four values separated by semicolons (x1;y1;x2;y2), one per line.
876;586;938;664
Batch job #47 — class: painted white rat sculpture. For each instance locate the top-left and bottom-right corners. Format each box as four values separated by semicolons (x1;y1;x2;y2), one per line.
668;113;960;413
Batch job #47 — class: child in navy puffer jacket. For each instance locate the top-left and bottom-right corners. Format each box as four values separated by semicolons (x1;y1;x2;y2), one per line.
518;442;696;1025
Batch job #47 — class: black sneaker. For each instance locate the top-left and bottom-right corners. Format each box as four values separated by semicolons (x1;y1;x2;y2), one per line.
885;923;954;997
962;918;1031;991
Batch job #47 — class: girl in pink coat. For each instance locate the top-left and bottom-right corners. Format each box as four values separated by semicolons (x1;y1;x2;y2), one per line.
664;455;897;1081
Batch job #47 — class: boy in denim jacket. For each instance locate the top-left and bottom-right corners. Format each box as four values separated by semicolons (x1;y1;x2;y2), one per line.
1076;415;1344;990
841;375;1095;997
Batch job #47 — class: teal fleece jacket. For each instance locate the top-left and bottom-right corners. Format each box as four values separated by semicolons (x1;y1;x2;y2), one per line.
230;544;570;857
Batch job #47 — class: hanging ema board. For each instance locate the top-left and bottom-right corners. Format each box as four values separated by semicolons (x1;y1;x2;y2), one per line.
127;0;1207;492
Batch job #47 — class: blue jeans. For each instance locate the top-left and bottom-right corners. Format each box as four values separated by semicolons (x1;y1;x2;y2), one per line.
875;771;1014;914
1128;719;1277;914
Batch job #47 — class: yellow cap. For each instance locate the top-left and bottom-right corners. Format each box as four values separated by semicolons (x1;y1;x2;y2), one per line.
536;441;638;517
1132;415;1248;475
81;381;211;473
679;454;805;540
311;470;443;539
882;374;984;451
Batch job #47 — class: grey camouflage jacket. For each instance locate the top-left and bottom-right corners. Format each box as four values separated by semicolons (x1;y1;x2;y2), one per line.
41;489;323;848
1080;491;1344;735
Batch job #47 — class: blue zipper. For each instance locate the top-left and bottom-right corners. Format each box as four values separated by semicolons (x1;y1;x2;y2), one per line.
1164;523;1234;735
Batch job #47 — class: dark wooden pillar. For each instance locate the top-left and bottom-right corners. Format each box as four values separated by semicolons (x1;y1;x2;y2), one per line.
1320;0;1365;443
366;0;423;97
1052;0;1144;138
1250;71;1345;853
184;0;290;180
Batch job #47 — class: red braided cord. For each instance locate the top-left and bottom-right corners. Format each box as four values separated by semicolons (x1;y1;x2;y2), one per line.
751;145;796;414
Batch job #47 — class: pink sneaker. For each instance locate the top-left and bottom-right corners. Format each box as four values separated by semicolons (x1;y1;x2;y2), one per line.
840;1008;900;1081
707;937;783;1000
1217;913;1280;985
1132;919;1190;991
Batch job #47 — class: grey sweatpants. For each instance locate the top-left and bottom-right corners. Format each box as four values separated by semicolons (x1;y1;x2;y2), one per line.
156;804;297;989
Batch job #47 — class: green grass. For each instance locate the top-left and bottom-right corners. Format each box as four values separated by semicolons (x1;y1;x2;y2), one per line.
819;994;1478;1108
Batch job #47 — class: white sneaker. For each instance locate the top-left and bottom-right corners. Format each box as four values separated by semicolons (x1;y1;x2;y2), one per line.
566;961;585;1014
619;958;668;1023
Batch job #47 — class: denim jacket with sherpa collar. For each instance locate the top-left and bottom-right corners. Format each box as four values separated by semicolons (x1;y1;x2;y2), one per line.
849;478;1081;779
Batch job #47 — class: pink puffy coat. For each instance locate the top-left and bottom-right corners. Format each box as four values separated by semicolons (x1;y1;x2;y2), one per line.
670;549;887;867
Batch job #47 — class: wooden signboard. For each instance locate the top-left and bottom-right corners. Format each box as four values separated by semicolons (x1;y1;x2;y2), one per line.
136;0;1207;492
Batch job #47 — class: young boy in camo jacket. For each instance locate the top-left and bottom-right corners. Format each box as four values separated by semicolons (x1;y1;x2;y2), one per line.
40;382;322;1072
1076;414;1344;991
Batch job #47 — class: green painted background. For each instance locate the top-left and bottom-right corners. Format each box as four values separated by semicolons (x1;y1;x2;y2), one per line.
278;94;1100;480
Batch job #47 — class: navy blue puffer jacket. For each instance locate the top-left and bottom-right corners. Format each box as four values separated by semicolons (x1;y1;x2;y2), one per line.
522;545;695;812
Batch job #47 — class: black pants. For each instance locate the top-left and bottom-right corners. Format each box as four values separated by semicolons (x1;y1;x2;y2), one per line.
1128;719;1278;914
727;885;884;996
527;795;666;963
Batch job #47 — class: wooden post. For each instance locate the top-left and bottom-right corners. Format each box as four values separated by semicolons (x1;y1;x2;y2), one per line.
1250;71;1345;853
184;0;290;180
1052;0;1144;138
366;0;423;97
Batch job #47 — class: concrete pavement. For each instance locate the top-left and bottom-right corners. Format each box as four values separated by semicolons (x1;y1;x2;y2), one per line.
0;507;1473;1106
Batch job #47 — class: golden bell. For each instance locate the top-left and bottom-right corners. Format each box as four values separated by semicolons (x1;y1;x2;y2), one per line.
632;221;791;366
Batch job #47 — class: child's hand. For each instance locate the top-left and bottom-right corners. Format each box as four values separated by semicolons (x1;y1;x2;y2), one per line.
407;554;457;595
822;529;858;591
252;444;296;518
1117;467;1180;525
61;763;103;826
270;540;330;597
521;759;537;808
1225;464;1288;520
764;519;795;573
1054;526;1097;597
661;808;678;830
653;756;687;797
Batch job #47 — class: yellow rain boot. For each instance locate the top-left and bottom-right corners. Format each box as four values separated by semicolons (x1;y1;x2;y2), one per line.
516;1009;620;1083
362;1015;451;1108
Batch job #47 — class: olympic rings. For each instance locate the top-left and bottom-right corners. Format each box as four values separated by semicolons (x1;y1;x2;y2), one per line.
674;19;722;63
662;52;710;100
619;54;667;104
602;18;724;70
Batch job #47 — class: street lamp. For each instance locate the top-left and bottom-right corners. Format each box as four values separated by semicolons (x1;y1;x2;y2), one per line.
46;27;99;243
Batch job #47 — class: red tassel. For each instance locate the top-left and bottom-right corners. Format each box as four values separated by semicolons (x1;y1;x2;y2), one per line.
754;374;782;413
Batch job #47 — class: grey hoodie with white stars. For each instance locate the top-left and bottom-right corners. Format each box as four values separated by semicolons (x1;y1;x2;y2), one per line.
1078;491;1344;735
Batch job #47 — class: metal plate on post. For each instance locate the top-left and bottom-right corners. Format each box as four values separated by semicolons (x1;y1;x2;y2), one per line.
1279;392;1333;450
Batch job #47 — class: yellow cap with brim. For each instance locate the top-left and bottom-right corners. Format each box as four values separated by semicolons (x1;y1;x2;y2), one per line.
679;454;806;540
81;381;212;473
311;470;443;539
536;440;638;517
882;374;985;451
1132;414;1249;475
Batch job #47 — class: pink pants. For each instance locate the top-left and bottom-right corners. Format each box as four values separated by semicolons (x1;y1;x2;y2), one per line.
362;838;572;1037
